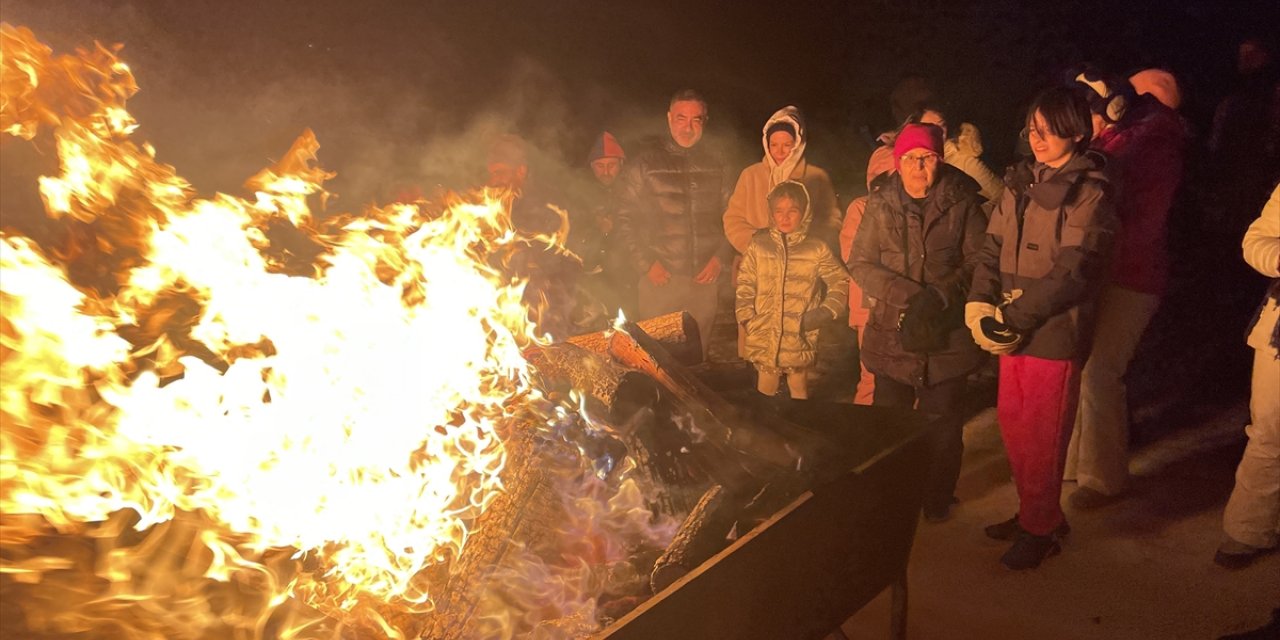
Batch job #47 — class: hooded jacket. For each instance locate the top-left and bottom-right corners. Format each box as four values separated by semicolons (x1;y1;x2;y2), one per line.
615;136;733;275
724;107;841;254
969;151;1118;361
736;182;849;370
848;164;988;387
1092;94;1187;295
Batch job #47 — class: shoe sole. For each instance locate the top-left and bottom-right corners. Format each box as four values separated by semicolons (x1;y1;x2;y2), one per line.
1001;542;1061;571
985;521;1070;541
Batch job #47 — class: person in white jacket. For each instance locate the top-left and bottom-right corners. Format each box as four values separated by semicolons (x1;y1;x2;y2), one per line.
1216;183;1280;569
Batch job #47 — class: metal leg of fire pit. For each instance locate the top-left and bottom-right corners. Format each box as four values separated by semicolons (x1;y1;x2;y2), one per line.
890;569;908;640
826;570;907;640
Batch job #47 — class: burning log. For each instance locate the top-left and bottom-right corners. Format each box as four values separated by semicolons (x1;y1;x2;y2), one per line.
649;484;735;593
424;425;565;640
525;342;662;425
566;311;701;366
609;322;820;484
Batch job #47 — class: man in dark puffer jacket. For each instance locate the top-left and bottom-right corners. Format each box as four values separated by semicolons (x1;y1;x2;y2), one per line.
614;89;733;359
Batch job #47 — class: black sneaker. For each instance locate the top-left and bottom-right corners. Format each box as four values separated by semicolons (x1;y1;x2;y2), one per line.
1213;538;1274;570
1001;533;1061;570
923;496;959;523
985;514;1070;541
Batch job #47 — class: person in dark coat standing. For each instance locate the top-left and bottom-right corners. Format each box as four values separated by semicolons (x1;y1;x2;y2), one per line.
848;123;988;522
614;90;733;359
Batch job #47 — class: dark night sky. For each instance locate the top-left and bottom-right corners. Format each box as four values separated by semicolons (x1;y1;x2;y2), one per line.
1;0;1278;231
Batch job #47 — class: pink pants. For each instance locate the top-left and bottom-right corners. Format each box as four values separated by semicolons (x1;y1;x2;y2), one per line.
998;354;1082;536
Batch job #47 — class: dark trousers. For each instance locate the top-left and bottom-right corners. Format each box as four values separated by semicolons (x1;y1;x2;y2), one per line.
874;375;968;511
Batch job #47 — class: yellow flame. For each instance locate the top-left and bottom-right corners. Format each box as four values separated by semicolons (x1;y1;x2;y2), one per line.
1;23;677;638
1;18;538;619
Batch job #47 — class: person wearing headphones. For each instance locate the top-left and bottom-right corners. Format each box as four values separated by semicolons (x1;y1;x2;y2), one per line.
1062;68;1189;510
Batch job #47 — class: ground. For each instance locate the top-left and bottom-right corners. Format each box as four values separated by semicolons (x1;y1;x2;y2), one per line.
700;254;1280;640
840;401;1280;640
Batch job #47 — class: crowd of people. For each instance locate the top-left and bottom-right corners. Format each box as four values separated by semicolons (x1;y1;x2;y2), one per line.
481;40;1279;572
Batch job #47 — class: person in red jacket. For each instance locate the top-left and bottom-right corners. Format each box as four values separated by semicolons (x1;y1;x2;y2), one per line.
1062;69;1189;509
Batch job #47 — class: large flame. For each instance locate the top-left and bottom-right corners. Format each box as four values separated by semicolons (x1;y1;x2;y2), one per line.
1;23;673;638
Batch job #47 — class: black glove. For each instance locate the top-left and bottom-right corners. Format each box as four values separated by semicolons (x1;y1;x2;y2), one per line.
898;287;950;353
902;287;947;327
801;308;832;331
978;316;1021;346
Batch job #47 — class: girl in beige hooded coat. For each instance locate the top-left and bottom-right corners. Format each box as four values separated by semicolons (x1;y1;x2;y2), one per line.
725;106;842;358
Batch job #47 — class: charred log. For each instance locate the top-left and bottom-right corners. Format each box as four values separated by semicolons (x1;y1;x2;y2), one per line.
608;322;820;489
566;311;700;366
524;342;662;426
649;484;736;593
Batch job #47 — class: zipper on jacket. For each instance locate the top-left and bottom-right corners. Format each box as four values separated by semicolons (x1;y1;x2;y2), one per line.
1012;189;1031;285
775;233;788;367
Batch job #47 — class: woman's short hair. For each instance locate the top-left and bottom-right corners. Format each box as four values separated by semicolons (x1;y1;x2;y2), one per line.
1026;87;1093;153
767;181;809;211
906;102;953;139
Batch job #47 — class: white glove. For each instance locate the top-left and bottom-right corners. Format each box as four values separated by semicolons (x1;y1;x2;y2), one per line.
966;302;1000;350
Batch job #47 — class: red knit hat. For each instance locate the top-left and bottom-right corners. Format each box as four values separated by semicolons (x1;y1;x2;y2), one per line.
588;131;626;163
892;124;944;170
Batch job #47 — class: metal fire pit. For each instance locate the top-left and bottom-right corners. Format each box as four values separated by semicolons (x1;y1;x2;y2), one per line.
597;394;934;640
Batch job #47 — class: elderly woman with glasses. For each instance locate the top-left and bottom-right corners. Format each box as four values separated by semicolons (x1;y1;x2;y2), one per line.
848;123;989;524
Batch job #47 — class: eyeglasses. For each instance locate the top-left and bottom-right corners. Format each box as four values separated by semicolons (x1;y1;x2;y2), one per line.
1020;126;1053;142
900;153;939;169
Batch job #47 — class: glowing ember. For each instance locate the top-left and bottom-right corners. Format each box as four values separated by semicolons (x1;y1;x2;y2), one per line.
0;23;675;638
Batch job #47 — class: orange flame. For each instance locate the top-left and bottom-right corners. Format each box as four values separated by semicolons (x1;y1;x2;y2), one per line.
1;22;675;639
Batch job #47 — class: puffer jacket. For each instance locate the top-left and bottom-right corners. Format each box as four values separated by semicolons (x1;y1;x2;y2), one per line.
615;136;733;276
1243;184;1280;354
969;151;1118;361
839;195;871;327
1092;93;1187;295
849;164;988;387
736;182;849;370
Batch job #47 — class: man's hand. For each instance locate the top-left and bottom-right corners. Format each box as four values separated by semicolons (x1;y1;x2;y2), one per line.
647;260;671;286
694;256;722;284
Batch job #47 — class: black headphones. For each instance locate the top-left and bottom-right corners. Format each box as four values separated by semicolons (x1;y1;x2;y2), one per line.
1074;71;1129;125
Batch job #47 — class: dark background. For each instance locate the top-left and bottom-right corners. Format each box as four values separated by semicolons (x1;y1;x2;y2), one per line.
2;0;1278;224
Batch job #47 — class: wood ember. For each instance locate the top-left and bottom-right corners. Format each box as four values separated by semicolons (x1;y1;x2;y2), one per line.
566;311;700;366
